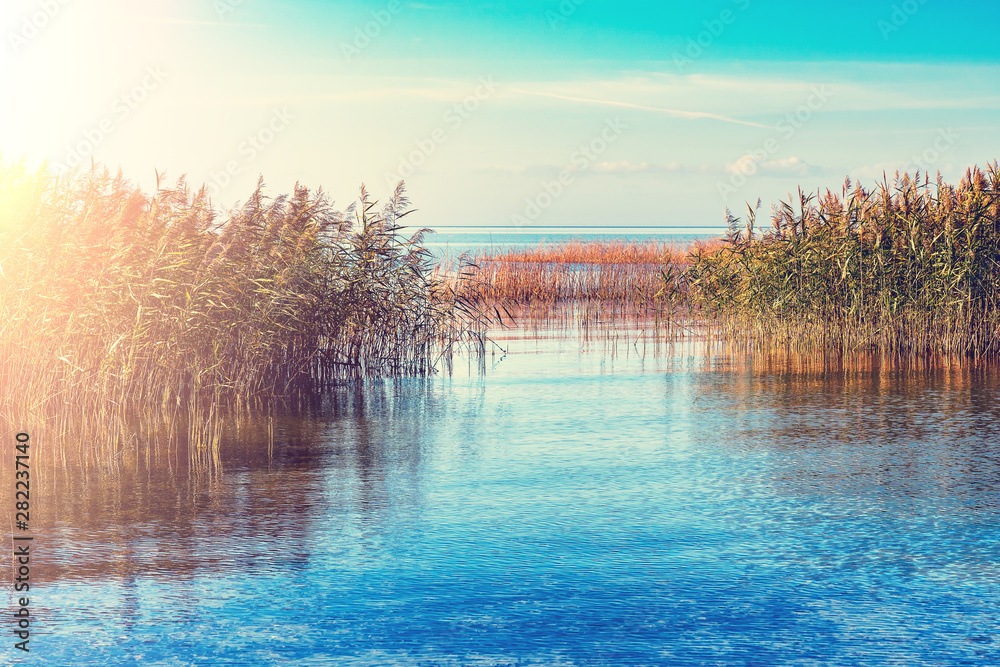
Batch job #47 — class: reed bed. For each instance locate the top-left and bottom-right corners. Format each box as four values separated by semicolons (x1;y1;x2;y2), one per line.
487;238;696;266
462;238;722;327
676;163;1000;357
0;161;486;461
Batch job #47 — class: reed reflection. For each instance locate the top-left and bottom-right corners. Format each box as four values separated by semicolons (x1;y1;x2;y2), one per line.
683;343;1000;507
9;376;486;588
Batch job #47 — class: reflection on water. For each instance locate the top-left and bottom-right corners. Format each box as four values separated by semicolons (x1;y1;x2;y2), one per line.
8;326;1000;665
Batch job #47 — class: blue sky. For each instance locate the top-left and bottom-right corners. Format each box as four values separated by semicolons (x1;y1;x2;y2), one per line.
1;0;998;232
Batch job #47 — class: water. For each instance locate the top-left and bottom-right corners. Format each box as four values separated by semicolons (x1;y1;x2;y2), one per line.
10;327;1000;665
414;229;721;258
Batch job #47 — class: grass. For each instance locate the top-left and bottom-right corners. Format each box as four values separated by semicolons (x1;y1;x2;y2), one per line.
0;160;487;461
676;163;1000;357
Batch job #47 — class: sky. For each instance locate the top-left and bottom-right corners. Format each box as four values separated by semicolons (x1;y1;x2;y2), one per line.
1;0;998;233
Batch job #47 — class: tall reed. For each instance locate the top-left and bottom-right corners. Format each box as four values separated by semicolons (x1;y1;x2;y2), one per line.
460;238;716;326
0;160;486;460
674;163;1000;357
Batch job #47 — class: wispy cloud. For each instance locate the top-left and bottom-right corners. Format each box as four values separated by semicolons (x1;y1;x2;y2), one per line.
725;155;817;176
115;16;267;28
508;87;768;128
480;161;711;178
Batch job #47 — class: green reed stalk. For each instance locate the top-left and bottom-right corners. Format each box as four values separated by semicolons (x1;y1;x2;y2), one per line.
672;163;1000;357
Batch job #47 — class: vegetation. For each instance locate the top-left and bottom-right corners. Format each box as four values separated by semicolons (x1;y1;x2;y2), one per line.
678;164;1000;357
0;160;486;458
462;238;719;325
454;163;1000;360
6;156;997;459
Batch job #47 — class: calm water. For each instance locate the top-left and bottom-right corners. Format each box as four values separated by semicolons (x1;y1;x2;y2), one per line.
10;325;1000;665
418;230;720;257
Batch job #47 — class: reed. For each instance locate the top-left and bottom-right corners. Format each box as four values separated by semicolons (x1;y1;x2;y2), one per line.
459;238;720;326
0;160;486;460
674;163;1000;357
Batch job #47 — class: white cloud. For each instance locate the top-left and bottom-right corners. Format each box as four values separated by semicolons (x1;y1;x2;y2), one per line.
589;161;682;174
480;161;707;178
725;155;814;177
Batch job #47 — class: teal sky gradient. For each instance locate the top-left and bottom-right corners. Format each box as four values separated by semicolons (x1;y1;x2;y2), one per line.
299;0;1000;63
2;0;998;231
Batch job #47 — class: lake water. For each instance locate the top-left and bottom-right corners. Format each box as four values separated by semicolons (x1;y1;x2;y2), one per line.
415;229;722;258
13;317;1000;665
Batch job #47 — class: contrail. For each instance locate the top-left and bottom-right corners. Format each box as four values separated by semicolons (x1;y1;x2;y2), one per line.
509;88;768;129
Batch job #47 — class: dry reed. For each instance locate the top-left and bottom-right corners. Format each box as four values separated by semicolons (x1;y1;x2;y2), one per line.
0;160;487;461
460;238;722;326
